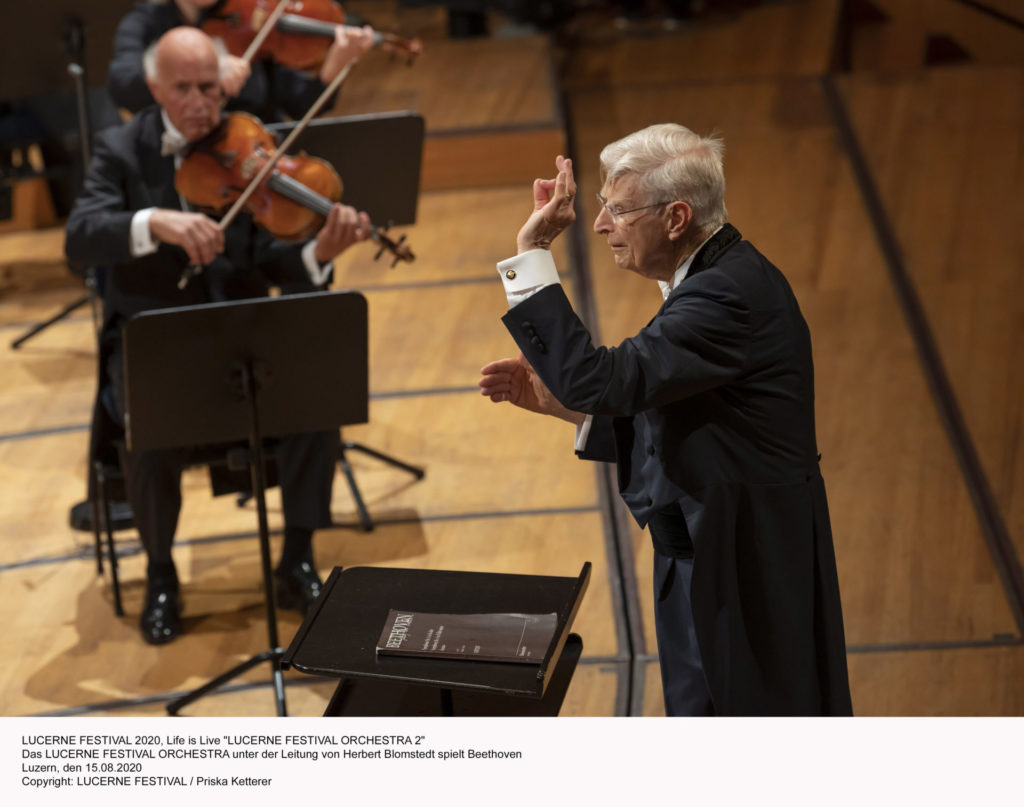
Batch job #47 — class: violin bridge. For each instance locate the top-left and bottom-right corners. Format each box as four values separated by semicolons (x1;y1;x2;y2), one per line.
240;153;261;182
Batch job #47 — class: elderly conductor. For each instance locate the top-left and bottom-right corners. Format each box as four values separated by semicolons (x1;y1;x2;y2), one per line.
479;124;852;716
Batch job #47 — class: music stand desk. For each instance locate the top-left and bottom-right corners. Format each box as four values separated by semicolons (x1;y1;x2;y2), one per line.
282;563;590;716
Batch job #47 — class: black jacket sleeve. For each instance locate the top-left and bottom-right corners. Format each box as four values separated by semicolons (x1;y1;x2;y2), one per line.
502;280;751;418
106;3;181;113
64;127;137;270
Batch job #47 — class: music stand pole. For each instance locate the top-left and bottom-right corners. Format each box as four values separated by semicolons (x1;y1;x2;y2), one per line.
167;358;287;716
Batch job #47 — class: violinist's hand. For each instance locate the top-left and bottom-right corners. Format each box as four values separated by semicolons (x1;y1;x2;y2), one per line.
149;209;225;267
319;25;375;84
479;353;585;424
312;203;371;263
516;155;577;254
219;54;251;98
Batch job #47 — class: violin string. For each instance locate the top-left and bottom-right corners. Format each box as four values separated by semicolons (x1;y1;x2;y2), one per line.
215;60;354;232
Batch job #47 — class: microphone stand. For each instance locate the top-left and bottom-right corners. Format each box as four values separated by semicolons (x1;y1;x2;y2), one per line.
10;16;100;350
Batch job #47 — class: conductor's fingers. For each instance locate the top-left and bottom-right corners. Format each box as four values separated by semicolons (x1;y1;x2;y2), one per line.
480;358;519;375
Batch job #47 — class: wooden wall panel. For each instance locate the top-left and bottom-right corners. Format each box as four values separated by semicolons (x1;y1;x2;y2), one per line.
839;67;1024;564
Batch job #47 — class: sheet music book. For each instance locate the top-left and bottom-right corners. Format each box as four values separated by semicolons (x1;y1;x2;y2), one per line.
375;609;558;665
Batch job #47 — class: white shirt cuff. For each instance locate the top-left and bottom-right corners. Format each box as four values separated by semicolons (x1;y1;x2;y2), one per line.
496;249;561;307
574;414;594;452
303;239;332;286
130;208;159;257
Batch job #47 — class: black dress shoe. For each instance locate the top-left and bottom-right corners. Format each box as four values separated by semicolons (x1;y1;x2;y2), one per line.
274;561;323;615
140;582;181;645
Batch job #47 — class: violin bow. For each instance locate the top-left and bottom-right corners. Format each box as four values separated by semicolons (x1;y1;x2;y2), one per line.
239;0;290;64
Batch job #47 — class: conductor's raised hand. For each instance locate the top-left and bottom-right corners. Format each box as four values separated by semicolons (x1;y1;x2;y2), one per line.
149;209;225;267
516;155;577;254
479;353;585;425
313;203;372;263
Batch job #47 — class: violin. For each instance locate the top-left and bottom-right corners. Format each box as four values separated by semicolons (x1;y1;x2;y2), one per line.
176;112;414;265
202;0;424;72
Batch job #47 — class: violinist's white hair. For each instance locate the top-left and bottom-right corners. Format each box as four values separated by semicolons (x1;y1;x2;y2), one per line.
142;29;226;80
600;123;728;235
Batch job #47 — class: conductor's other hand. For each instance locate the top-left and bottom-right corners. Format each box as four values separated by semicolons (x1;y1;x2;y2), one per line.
149;209;225;267
320;25;375;84
313;203;372;264
479;353;584;425
516;155;576;254
219;54;251;98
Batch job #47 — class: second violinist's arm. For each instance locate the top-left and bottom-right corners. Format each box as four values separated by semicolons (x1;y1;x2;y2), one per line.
218;53;252;98
319;24;375;84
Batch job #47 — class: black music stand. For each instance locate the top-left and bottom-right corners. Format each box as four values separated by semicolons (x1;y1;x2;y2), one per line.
282;563;590;716
269;111;427;531
122;291;368;716
267;111;424;227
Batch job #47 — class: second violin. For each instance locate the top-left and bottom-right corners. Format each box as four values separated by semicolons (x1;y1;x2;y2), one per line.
202;0;424;72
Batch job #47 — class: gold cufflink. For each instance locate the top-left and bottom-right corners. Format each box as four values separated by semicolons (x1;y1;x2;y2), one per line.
505;269;517;280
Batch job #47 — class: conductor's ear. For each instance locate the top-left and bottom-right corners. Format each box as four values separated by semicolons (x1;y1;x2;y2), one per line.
667;201;693;240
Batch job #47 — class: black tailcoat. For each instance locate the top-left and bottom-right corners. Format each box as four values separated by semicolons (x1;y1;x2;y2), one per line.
502;225;853;715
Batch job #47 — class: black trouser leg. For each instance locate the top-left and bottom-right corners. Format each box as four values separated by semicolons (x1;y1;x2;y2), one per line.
652;552;715;716
117;443;184;571
276;430;338;533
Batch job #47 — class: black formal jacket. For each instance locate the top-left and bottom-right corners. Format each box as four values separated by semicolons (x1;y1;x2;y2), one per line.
64;105;317;333
107;1;332;122
503;225;853;716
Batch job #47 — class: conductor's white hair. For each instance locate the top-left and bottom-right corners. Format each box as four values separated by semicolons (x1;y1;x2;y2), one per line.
599;123;728;234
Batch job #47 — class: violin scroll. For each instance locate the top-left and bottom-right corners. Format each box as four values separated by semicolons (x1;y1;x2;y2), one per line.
373;31;424;66
372;224;415;267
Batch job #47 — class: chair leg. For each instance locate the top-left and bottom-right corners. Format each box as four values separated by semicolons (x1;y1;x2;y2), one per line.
95;461;124;617
90;487;104;575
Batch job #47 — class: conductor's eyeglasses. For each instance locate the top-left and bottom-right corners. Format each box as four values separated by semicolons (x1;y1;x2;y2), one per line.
596;194;672;225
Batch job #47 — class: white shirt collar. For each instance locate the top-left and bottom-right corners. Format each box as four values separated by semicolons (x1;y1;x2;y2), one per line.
159;110;189;158
657;225;724;300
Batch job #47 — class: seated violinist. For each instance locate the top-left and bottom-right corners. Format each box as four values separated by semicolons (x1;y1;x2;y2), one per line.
66;26;372;645
108;0;374;122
